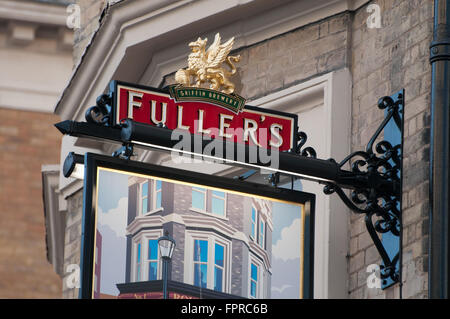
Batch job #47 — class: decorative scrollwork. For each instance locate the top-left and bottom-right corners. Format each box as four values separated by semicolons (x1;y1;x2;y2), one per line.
292;131;317;158
85;93;112;126
112;143;135;160
322;90;404;287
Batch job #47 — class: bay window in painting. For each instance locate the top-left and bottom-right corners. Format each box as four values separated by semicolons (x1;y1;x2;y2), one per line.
135;242;142;282
132;231;163;282
193;239;208;288
147;239;158;281
187;231;231;293
249;258;264;298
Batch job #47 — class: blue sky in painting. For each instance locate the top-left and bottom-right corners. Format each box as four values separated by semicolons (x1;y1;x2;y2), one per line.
96;169;129;296
97;169;129;212
271;201;303;299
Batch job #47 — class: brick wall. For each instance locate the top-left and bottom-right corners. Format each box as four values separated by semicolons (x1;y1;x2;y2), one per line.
0;108;62;298
162;12;352;101
73;0;107;64
61;190;83;298
59;0;107;299
348;0;432;299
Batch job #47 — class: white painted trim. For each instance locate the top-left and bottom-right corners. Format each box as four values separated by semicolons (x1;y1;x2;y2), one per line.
42;166;64;276
182;214;237;238
126;215;165;236
248;241;271;271
248;255;266;299
130;229;164;282
42;164;61;172
189;207;229;222
250;69;352;299
143;207;164;217
183;230;232;293
58;179;83;212
0;0;69;26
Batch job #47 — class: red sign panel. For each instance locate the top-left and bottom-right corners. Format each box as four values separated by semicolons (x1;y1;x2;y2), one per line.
111;82;297;151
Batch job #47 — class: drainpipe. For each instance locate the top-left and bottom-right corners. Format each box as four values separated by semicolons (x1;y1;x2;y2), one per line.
429;0;450;299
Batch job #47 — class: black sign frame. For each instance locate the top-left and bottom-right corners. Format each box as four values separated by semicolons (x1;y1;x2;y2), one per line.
79;152;315;299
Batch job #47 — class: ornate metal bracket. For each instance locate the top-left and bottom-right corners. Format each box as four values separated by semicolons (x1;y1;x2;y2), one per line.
267;130;318;187
62;85;404;289
260;91;403;288
112;143;135;160
85;93;113;126
323;90;404;288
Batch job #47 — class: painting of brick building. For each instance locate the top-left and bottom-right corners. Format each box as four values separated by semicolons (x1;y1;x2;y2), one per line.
94;168;306;299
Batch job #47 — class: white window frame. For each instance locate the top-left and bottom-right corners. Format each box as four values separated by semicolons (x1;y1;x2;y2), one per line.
184;231;231;293
258;218;265;249
248;257;264;299
211;190;226;217
140;181;149;216
154;179;162;209
213;242;226;292
134;241;142;282
250;205;257;241
191;187;207;211
131;229;164;282
146;238;159;281
139;179;164;216
193;238;209;288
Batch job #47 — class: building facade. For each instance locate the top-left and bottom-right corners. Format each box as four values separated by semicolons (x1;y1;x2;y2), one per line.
0;0;75;298
41;0;439;299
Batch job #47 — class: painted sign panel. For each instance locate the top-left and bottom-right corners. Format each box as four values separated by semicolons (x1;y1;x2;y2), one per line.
110;81;297;152
80;153;314;299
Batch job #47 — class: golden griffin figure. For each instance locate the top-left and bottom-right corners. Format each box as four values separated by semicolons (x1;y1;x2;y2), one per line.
175;33;240;94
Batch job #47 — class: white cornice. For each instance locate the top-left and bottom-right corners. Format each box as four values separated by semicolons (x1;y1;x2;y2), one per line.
42;165;65;276
0;0;68;26
0;1;74;113
126;214;166;236
249;241;271;271
182;214;238;238
125;212;253;250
